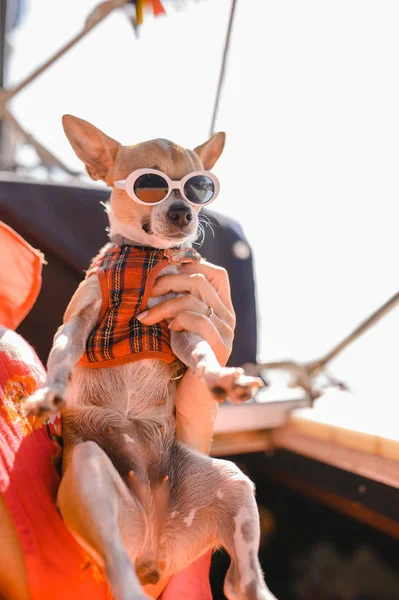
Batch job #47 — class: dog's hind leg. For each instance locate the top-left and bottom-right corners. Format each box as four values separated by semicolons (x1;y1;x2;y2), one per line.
217;478;277;600
209;460;277;600
161;445;277;600
58;441;150;600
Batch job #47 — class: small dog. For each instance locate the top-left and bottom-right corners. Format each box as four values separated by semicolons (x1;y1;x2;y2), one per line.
25;115;276;600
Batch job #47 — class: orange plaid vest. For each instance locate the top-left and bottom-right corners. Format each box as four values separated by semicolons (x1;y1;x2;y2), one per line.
79;243;175;368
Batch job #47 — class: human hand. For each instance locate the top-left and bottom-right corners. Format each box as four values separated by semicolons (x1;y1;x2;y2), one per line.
137;260;236;454
137;260;235;367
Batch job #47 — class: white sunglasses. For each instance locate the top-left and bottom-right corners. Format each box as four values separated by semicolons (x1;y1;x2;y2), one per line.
114;168;220;207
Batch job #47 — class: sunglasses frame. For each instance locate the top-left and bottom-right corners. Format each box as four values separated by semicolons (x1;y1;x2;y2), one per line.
114;168;220;207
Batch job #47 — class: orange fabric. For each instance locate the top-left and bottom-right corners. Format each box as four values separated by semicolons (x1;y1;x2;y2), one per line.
79;244;175;368
0;329;110;600
0;221;45;330
150;0;166;17
161;551;213;599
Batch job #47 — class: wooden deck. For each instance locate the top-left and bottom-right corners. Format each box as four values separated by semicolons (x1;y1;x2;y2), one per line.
212;385;399;489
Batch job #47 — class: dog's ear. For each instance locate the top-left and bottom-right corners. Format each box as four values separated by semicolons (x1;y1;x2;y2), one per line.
62;114;120;182
193;132;226;170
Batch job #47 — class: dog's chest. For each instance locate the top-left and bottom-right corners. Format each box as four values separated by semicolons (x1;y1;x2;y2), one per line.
67;359;177;418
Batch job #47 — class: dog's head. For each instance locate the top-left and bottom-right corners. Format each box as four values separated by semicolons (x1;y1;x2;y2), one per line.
62;115;225;249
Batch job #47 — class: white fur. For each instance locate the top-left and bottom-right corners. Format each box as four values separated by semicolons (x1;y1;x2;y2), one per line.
53;333;69;351
67;360;176;420
183;508;197;527
106;202;198;250
233;506;258;592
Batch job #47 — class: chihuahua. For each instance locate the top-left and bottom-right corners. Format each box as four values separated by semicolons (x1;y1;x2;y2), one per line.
25;115;276;600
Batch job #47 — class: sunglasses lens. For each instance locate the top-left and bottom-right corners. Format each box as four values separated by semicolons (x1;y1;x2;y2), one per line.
133;173;169;203
184;175;215;205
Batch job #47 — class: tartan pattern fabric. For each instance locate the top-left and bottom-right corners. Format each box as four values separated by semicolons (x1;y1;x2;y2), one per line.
79;244;175;367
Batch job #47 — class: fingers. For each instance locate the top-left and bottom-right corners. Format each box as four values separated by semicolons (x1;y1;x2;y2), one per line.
137;295;234;350
151;272;235;329
178;261;235;318
138;294;208;324
136;259;236;366
168;310;231;365
173;309;233;355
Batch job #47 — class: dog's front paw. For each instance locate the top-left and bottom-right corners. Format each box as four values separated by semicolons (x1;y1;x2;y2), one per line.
203;367;264;403
23;386;66;419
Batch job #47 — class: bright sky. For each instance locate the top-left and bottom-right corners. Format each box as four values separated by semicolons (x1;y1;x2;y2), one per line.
7;0;399;409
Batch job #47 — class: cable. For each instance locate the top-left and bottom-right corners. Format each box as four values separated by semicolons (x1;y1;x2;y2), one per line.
209;0;237;137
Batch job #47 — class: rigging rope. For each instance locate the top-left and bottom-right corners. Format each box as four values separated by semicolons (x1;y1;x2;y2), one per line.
257;290;399;401
209;0;238;137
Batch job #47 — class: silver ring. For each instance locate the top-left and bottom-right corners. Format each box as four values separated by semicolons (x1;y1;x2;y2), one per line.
207;306;214;320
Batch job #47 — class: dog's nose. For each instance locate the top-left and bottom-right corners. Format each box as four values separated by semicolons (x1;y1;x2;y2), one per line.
167;205;193;228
